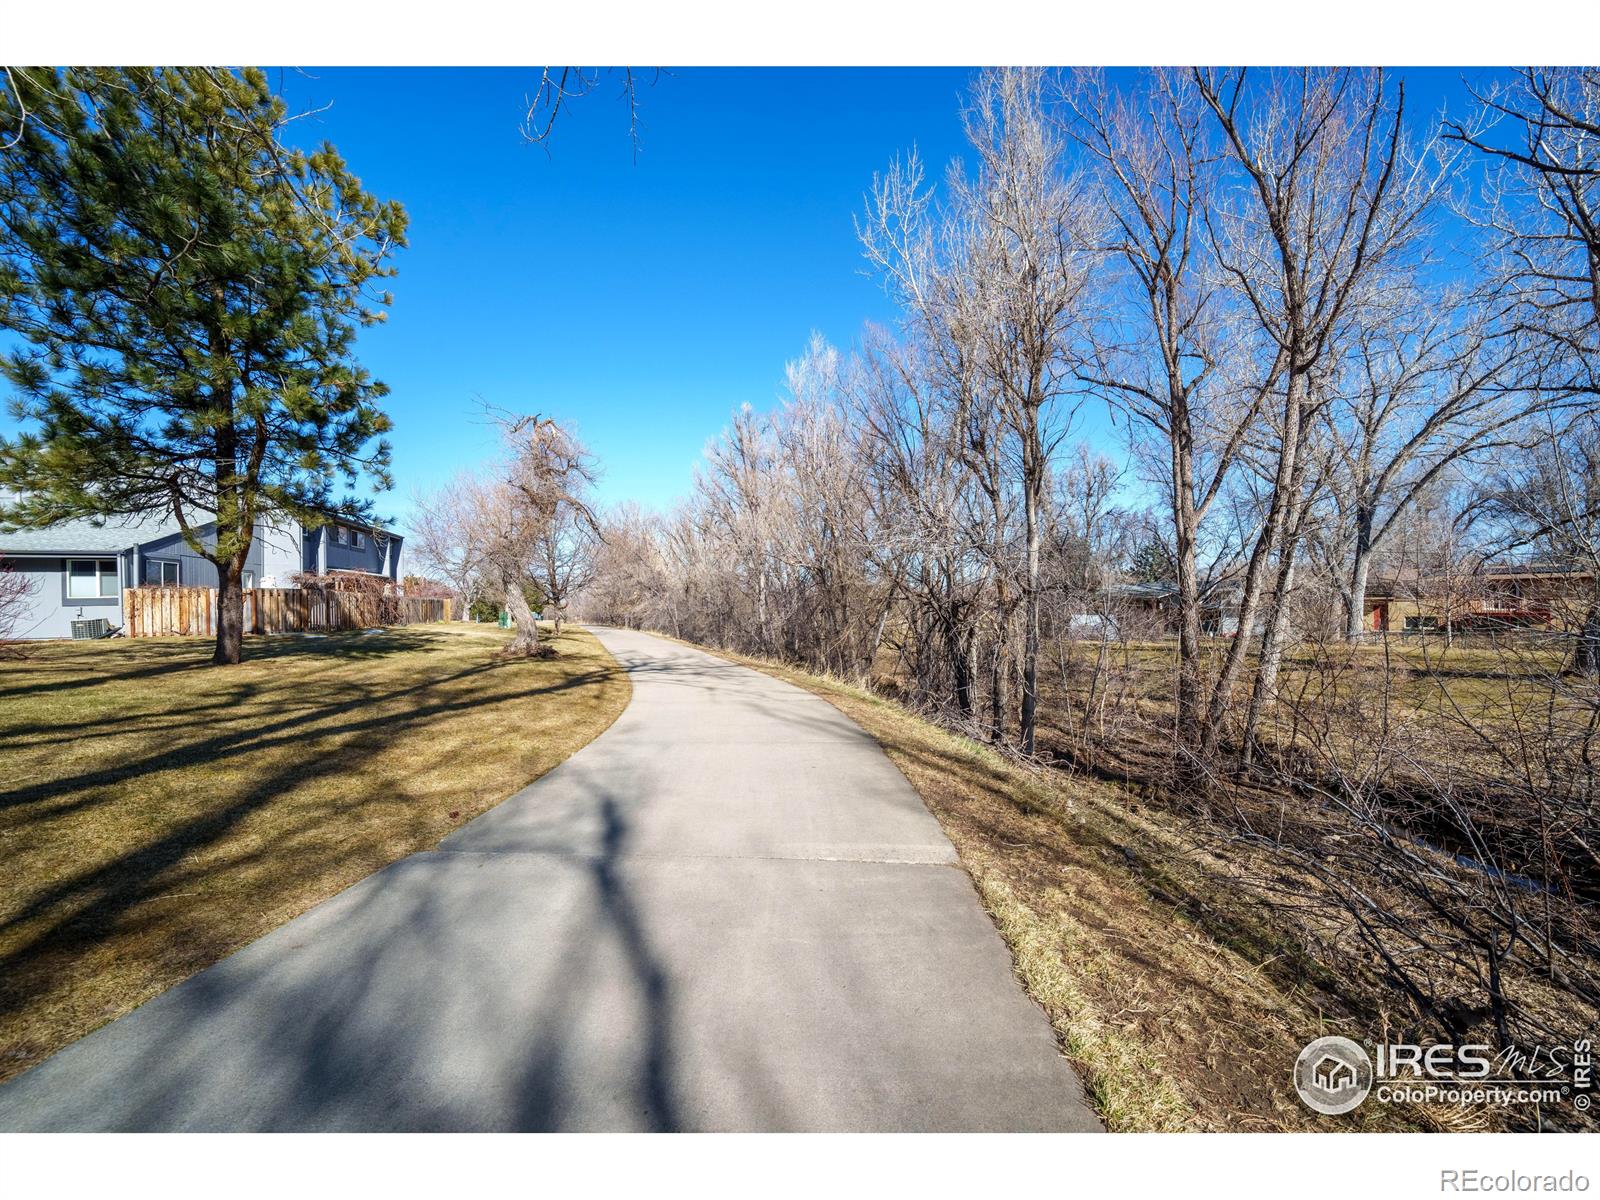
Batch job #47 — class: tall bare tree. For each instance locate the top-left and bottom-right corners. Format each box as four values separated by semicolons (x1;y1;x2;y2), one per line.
1446;68;1600;403
1192;67;1451;763
1448;68;1600;676
862;67;1094;753
1065;68;1269;763
412;413;596;656
1320;287;1529;640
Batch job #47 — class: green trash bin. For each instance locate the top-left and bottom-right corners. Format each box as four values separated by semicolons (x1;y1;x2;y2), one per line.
497;609;510;628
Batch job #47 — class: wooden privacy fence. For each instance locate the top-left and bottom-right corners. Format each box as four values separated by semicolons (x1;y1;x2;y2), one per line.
125;586;451;638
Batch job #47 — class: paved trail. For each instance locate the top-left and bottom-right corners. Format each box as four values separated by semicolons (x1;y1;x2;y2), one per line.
0;628;1100;1131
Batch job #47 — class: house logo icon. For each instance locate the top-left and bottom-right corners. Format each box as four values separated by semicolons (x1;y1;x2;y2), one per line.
1294;1036;1373;1115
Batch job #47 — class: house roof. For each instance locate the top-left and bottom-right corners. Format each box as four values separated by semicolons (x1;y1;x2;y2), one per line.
1113;581;1180;601
1110;578;1244;605
1;509;400;557
1365;560;1594;597
0;512;186;556
304;511;400;541
1480;560;1592;579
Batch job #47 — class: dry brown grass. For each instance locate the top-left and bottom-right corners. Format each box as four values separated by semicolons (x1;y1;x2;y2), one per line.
0;622;629;1084
681;641;1437;1131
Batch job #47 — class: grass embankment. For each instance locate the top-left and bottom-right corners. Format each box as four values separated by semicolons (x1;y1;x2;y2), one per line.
0;622;629;1084
685;640;1422;1132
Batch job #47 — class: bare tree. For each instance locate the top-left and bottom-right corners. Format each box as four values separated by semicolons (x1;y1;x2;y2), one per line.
861;67;1095;753
859;137;1011;733
1477;411;1600;675
1192;67;1453;765
1447;67;1600;676
1446;68;1600;404
411;413;596;656
850;329;989;719
574;501;674;632
1320;287;1529;641
775;337;893;675
497;414;599;652
1064;68;1270;766
531;503;599;636
521;68;663;160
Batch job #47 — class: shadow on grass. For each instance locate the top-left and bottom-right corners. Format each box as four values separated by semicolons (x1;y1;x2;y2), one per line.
0;647;698;1129
0;629;448;702
0;630;623;1079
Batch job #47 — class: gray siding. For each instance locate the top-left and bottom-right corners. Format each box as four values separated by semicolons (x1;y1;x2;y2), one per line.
134;528;266;588
3;520;271;639
301;524;402;581
3;516;399;638
257;520;303;587
4;555;127;639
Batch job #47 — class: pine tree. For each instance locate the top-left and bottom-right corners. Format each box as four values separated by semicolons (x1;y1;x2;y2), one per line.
0;68;406;663
1126;537;1178;586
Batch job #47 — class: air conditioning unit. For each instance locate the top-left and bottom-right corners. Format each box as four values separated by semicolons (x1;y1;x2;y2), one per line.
71;618;110;640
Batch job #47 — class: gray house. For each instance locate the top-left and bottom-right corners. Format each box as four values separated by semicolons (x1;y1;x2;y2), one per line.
1;512;402;639
298;519;403;580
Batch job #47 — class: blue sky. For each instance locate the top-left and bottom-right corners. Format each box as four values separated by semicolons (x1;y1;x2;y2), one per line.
264;66;1506;529
265;67;980;525
4;67;1512;529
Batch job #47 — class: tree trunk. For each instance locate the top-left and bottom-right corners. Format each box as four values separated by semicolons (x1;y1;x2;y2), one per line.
502;576;543;655
213;559;245;665
951;617;974;717
1020;444;1042;756
1171;420;1204;764
1242;552;1298;765
1345;506;1376;643
864;597;891;680
207;297;245;668
989;636;1007;745
952;644;973;717
1243;438;1318;765
1198;372;1307;763
755;557;769;653
1570;601;1600;679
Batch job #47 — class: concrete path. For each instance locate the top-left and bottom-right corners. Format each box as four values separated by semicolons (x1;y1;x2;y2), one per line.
0;628;1100;1131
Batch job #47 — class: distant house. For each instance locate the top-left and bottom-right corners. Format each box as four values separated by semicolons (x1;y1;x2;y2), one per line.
0;512;402;639
1362;560;1595;634
1111;580;1181;611
1109;578;1263;638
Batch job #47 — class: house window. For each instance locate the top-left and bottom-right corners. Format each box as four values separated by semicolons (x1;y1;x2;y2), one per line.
68;558;119;599
145;559;180;586
352;530;365;550
334;525;349;546
1405;615;1440;631
241;570;255;590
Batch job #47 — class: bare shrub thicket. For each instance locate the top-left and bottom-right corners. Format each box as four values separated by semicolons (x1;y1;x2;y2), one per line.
575;67;1600;1081
290;567;403;625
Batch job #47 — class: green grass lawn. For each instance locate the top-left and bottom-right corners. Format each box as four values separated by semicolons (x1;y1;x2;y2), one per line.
0;622;630;1083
